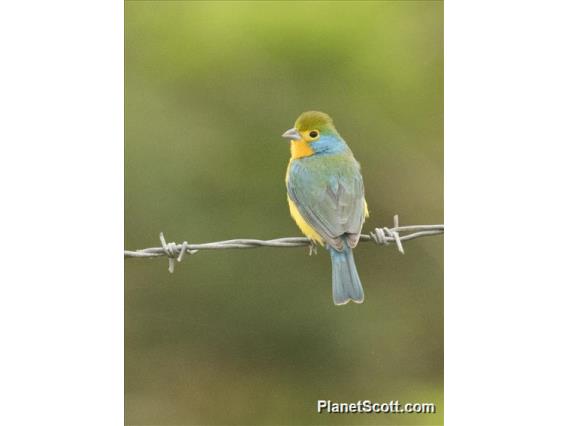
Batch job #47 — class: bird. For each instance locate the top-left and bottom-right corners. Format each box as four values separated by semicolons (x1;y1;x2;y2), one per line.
282;111;369;305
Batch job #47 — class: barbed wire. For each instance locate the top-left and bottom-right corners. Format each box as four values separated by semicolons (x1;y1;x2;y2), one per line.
124;215;443;273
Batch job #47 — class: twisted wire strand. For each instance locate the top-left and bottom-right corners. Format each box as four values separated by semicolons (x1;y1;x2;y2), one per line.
124;215;444;273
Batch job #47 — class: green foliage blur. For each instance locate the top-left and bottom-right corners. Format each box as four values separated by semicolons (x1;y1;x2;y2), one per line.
125;1;443;425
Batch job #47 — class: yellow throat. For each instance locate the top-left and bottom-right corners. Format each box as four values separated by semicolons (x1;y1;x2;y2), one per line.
290;139;314;159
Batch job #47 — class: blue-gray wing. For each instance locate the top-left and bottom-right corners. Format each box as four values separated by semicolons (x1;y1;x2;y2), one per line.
287;155;366;251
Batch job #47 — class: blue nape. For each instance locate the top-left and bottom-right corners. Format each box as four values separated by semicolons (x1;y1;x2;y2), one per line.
310;134;350;155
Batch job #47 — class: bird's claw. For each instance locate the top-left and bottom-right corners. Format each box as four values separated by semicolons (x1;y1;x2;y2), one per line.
308;241;318;256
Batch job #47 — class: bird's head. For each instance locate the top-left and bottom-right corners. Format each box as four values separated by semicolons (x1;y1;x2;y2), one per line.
282;111;347;159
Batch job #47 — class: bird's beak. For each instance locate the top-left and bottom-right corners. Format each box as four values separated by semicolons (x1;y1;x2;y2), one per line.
281;128;302;141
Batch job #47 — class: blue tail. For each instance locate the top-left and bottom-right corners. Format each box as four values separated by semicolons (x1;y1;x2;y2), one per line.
329;238;364;305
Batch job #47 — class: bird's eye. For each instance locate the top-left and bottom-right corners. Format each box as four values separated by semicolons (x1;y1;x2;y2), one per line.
309;131;319;138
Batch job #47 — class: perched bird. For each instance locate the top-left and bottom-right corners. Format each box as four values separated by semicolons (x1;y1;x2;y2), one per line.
282;111;369;305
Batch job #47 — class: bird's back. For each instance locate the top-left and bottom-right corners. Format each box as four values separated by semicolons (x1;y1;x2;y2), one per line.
286;152;367;250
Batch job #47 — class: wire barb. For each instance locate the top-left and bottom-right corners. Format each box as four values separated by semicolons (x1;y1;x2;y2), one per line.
370;214;405;254
124;215;444;273
158;233;198;273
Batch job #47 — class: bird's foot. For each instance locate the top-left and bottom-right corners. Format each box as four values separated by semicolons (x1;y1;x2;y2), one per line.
308;241;318;256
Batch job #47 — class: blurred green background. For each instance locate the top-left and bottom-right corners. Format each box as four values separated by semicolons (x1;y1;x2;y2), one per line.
125;1;443;425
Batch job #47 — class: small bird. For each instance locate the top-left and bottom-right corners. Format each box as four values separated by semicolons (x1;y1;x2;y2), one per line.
282;111;369;305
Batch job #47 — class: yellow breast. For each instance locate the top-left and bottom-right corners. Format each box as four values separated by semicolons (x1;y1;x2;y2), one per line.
285;159;323;245
287;195;324;245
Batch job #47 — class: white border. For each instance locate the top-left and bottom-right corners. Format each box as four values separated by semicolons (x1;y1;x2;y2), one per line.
446;1;568;424
0;1;123;424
